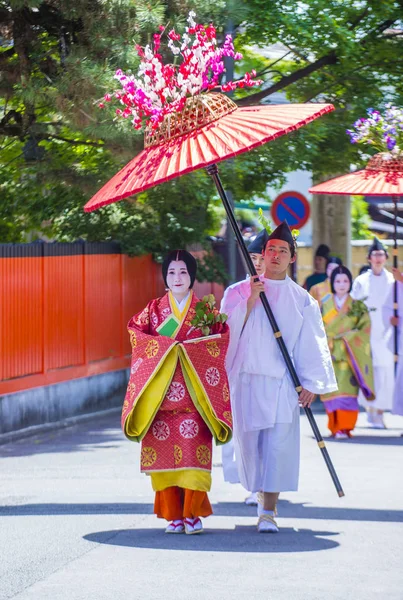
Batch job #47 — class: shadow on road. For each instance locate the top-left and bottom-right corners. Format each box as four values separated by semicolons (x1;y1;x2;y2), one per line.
322;435;403;446
0;415;123;458
83;526;340;553
213;500;403;522
1;500;402;523
0;502;154;516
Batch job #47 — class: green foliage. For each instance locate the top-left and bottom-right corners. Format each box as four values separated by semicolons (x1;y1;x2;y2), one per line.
238;0;403;177
1;1;403;251
347;298;374;320
257;207;273;234
196;251;228;285
191;294;228;336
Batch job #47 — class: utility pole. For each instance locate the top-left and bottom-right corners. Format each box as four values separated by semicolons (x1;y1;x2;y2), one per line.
223;18;237;284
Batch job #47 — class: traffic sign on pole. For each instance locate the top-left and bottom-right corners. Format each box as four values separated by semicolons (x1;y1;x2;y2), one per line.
271;191;310;229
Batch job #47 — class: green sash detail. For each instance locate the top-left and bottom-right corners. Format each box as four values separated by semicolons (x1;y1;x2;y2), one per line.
156;314;180;338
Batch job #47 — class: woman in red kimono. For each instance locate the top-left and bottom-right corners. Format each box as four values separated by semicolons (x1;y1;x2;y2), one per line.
122;250;232;535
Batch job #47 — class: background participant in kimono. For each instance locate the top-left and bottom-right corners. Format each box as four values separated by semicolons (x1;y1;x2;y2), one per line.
310;256;343;305
122;250;232;535
221;221;337;533
351;237;395;429
221;228;269;507
321;266;375;439
302;243;331;291
383;269;403;418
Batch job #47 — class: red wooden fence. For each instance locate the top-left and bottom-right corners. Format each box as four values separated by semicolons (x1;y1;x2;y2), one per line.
0;250;223;396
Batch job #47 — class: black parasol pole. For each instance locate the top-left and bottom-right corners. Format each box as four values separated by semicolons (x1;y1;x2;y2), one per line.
392;195;399;375
207;163;345;498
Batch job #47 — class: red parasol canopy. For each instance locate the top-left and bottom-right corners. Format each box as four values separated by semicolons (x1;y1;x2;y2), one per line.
84;95;334;212
309;153;403;196
310;152;402;373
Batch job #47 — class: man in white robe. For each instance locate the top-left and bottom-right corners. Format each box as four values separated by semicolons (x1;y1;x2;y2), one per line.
383;269;403;417
221;221;337;533
351;237;395;428
222;228;268;507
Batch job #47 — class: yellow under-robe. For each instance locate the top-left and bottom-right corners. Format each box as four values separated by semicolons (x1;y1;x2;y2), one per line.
124;291;231;492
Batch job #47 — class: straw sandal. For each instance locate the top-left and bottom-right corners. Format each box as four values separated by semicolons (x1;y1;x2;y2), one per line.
257;514;279;533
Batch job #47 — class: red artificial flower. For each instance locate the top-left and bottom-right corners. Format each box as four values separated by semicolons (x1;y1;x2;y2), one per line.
205;24;216;39
168;29;181;41
135;44;145;58
153;33;161;52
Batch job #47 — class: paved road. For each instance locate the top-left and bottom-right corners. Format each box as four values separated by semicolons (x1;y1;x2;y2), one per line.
1;410;402;600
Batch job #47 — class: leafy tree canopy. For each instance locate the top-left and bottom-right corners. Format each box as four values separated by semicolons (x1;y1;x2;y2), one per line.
1;0;403;250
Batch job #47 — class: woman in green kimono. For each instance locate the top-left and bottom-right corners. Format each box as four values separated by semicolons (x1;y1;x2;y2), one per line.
320;266;375;439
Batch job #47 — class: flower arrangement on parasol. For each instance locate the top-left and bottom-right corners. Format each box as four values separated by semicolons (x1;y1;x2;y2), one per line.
98;11;262;132
347;105;403;156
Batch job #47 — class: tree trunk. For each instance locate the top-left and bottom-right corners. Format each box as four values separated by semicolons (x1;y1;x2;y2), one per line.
311;190;351;269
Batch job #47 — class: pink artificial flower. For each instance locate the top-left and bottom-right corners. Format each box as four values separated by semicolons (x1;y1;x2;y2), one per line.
102;11;262;129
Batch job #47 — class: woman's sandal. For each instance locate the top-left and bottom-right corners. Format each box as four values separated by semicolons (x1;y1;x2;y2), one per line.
165;519;185;534
183;517;203;535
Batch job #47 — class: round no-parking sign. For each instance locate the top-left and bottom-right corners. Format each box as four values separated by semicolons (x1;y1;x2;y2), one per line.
271;191;310;229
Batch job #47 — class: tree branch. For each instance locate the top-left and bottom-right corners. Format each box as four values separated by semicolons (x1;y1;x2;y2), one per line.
237;52;337;106
36;134;104;147
237;16;399;107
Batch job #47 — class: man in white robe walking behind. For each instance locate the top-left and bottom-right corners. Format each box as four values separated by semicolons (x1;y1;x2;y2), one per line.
221;221;337;533
383;268;403;418
351;237;395;428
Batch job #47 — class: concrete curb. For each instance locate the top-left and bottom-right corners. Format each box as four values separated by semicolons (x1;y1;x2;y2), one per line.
0;406;121;446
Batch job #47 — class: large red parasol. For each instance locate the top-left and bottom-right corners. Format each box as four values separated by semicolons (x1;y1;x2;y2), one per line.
84;95;333;212
84;91;344;496
310;152;402;370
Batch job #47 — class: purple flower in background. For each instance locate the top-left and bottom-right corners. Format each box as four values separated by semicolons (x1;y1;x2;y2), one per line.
386;136;396;151
347;105;403;155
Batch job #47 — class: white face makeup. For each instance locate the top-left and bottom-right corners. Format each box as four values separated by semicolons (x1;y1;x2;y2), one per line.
166;260;191;300
333;273;350;297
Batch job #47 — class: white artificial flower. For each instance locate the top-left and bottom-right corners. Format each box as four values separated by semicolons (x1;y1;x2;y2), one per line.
144;45;153;60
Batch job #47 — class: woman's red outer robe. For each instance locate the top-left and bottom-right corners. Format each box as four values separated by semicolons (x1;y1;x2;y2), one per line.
121;292;232;478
